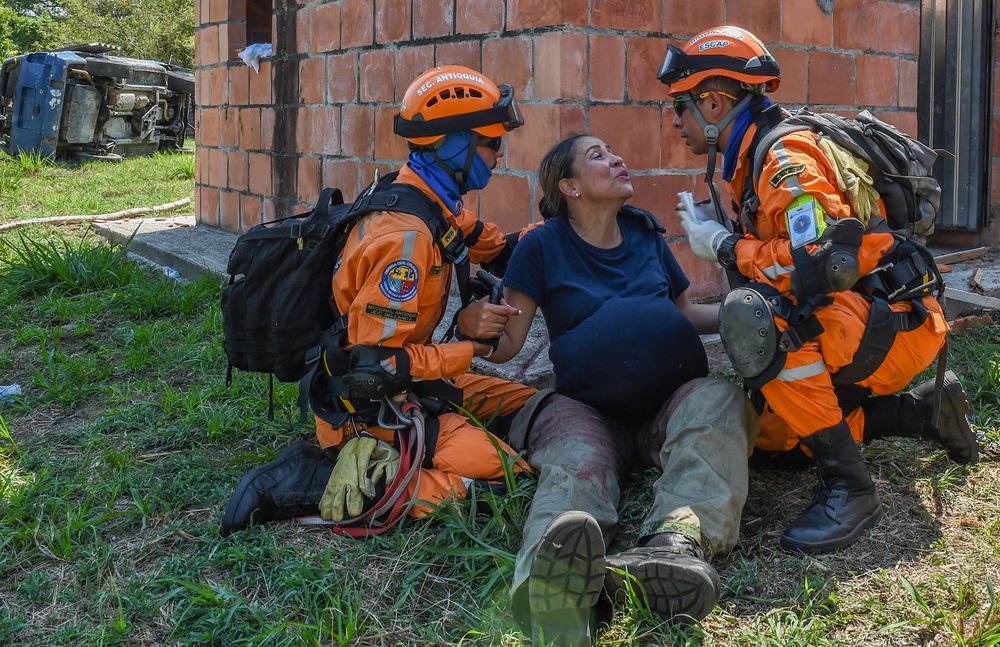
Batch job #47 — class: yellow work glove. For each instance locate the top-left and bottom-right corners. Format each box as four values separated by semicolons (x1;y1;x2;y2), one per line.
319;436;377;522
818;137;880;226
362;439;400;498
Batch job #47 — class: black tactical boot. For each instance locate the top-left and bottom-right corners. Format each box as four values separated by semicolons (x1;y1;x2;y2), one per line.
604;532;720;623
527;511;606;647
220;440;334;537
780;422;883;554
862;371;980;465
910;371;980;464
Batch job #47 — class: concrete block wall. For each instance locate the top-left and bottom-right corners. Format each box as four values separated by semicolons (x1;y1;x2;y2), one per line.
194;0;968;299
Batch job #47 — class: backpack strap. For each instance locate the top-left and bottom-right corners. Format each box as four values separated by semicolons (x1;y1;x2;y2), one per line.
735;99;787;232
743;120;812;219
302;183;475;424
227;187;345;250
830;294;929;386
352;184;475;310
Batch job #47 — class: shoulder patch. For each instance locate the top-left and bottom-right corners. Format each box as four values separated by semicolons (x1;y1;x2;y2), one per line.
379;260;419;302
365;303;418;323
769;163;807;188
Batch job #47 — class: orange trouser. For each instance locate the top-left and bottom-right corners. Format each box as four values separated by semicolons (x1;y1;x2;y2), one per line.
755;292;948;453
316;373;537;517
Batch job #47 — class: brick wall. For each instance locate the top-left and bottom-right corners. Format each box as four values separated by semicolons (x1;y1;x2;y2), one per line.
195;0;939;298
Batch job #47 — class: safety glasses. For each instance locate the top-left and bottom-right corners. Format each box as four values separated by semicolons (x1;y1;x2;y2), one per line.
658;42;780;86
495;83;524;132
672;90;739;116
657;44;691;85
481;136;503;151
672;92;699;117
394;82;524;139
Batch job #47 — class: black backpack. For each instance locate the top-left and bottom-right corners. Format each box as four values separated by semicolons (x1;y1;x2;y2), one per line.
748;108;944;242
221;174;467;416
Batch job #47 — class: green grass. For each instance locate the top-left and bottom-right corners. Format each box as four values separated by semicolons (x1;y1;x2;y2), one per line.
0;149;194;227
1;151;1000;645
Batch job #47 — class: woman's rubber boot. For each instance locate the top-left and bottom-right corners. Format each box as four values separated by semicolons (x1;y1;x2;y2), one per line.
220;440;334;536
528;511;606;647
780;422;883;554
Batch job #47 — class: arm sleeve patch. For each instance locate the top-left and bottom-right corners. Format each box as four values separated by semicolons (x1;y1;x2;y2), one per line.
365;303;419;323
769;163;807;188
785;194;827;249
379;260;419;302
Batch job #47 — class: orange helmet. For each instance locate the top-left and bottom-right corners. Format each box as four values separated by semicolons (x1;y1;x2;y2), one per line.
657;26;780;96
393;65;524;147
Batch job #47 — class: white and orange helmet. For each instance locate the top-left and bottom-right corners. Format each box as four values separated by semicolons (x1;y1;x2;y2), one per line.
658;26;780;96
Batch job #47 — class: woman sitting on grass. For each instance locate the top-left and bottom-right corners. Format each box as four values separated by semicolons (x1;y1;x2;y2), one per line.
484;134;758;646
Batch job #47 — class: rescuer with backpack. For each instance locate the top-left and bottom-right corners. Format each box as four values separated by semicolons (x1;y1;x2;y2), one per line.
220;66;537;536
664;26;980;554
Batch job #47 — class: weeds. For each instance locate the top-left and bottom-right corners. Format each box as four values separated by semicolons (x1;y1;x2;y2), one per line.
902;576;1000;645
164;151;196;180
0;413;16;457
12;148;53;175
0;161;23;196
0;229;136;295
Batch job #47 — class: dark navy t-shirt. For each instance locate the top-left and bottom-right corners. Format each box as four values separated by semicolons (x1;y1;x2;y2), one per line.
503;211;709;422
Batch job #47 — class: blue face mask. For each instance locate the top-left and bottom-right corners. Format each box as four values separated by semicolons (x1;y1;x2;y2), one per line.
408;131;494;211
722;96;772;182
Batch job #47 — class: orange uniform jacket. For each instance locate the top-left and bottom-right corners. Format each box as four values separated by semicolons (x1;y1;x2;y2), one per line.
725;126;948;449
316;164;512;448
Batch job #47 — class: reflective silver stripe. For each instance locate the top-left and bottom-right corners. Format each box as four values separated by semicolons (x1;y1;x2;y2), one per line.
761;262;793;279
777;359;827;382
770;140;806;198
379;358;397;375
379;230;418;343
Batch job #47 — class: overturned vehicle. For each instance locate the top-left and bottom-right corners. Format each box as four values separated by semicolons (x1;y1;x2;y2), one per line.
0;44;194;161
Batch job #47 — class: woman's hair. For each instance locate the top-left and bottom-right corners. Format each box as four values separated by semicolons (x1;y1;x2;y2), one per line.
537;134;588;220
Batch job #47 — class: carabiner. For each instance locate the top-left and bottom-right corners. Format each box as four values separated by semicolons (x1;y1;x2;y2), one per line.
377;396;412;430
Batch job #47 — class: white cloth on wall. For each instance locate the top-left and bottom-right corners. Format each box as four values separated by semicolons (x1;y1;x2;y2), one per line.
238;43;273;73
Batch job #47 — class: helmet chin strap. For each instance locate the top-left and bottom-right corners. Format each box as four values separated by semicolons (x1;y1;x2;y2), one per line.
688;93;752;231
428;133;483;196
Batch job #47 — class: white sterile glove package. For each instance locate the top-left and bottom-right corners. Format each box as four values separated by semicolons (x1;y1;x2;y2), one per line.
676;191;731;263
677;191;718;224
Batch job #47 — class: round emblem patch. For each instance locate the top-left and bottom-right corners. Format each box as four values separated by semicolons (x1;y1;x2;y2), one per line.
380;260;419;302
791;213;813;235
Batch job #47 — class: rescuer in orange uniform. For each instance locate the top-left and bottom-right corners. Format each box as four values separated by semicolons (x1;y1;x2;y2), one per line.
221;66;536;535
662;26;980;554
